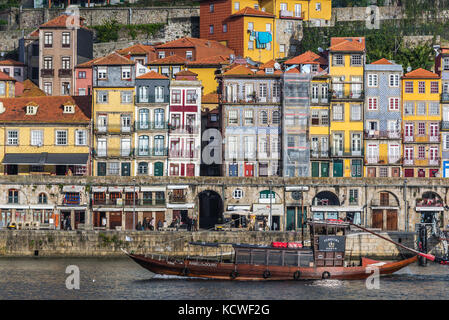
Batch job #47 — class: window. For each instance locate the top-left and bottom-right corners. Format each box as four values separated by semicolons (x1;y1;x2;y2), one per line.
26;105;38;115
56;130;67;145
418;145;426;159
61;82;70;95
333;54;343;66
349;189;358;204
228;136;237;158
248;41;254;50
98;67;107;79
97;91;108;103
78;71;86;79
161;67;170;78
63;104;74;114
209;25;214;34
138;135;149;156
75;130;87;146
259;83;268;100
351;104;361;121
444;58;449;71
418;122;426;135
430;102;440;115
186;90;197;104
389;98;400;111
294;3;302;17
38;193;47;204
209;3;214;12
248;22;254;31
158;51;165;59
44;82;52;95
8;189;18;203
171;90;181;104
121;91;132;104
351;133;362;153
405;81;413;93
418;81;425;94
316;2;321;11
266;23;271;32
229;110;238;124
244;109;254;125
62;32;70;47
321;110;329;125
431;81;439;94
122;67;131;80
404;101;414;115
77;88;86;96
260;111;268;124
417;102;426;115
222;24;227;33
279;44;285;53
351;55;362;66
31;130;43;146
367;74;378;87
62;57;71;70
379;167;388;177
367;97;378;110
44;32;53;47
107;162;120;176
233;189;244;199
44;57;53;69
14;68;21;76
138;162;148;175
186;51;193;60
389;74;399;87
155;86;164;102
7;130;18;145
311;110;319;125
333;104;343;120
234;2;240;11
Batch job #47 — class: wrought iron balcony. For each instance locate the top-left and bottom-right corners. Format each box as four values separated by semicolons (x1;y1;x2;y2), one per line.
58;69;72;77
330;148;363;157
135;121;169;131
331;91;364;101
403;157;440;166
364;130;401;139
92;198;166;207
93;148;134;158
169;193;186;203
365;156;401;165
41;69;54;77
169;149;199;159
136;147;168;157
94;125;134;134
169;125;199;134
403;134;440;143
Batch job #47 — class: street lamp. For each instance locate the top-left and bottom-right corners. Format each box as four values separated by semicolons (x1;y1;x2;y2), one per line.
133;179;136;231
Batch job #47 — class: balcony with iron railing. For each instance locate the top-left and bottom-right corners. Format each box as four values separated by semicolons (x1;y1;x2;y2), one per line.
279;10;304;19
169;125;200;134
364;130;401;139
310;96;330;105
58;69;72;77
135;121;169;131
310;149;330;159
403;157;440;166
136;147;168;157
365;155;401;165
168;193;187;203
330;147;363;157
92;198;166;207
169;149;199;159
135;95;169;104
403;134;440;143
330;90;364;101
223;94;281;104
441;92;449;102
94;125;134;134
41;69;54;77
93;148;134;158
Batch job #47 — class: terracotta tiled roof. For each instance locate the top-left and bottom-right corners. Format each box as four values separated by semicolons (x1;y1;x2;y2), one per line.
93;52;135;66
285;67;301;74
155;38;234;59
148;54;186;65
136;71;169;80
329;37;365;52
175;69;198;77
116;44;155;56
202;93;219;104
0;59;25;66
256;69;282;75
15;80;47;97
403;68;439;79
0;71;15;81
223;64;254;76
187;55;230;66
75;57;101;68
371;58;394;65
39;14;87;29
0;95;91;122
230;7;276;18
284;51;327;65
29;29;39;37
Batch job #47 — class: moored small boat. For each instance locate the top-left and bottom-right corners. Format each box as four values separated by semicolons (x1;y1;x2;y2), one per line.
124;219;419;281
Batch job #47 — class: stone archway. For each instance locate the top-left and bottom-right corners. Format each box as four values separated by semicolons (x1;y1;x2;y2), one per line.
198;190;224;230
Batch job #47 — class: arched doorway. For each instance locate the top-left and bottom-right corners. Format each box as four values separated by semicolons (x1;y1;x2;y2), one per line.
311;191;340;220
371;191;400;230
198;190;223;229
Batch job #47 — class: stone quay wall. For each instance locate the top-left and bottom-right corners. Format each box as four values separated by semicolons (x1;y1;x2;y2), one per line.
0;229;431;260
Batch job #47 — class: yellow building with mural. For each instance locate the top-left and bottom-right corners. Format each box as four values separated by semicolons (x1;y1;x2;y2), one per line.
402;68;442;178
92;52;137;177
0;96;91;176
328;37;365;177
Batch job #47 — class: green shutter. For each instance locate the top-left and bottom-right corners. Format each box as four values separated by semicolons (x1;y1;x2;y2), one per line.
321;162;329;177
311;162;319;177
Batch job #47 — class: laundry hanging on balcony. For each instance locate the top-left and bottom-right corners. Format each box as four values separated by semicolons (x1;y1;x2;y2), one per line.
255;32;272;49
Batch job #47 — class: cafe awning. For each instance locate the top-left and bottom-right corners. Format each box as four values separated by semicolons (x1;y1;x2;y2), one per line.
2;153;89;165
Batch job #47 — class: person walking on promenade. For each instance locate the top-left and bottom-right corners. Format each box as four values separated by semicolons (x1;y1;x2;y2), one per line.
157;219;162;231
150;217;155;231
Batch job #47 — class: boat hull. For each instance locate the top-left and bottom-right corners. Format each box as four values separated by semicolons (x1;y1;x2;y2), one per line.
128;254;418;281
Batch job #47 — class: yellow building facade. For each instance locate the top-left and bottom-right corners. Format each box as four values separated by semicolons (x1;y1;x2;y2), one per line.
328;37;365;177
402;68;442;178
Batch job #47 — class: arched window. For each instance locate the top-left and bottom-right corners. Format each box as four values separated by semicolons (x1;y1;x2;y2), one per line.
138;135;149;156
154;135;165;156
38;193;47;204
154;108;165;128
272;110;280;124
138;162;148;175
139;108;149;129
260;111;268;124
139;86;148;102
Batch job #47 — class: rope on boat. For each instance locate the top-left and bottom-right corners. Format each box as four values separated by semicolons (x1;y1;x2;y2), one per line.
348;222;449;265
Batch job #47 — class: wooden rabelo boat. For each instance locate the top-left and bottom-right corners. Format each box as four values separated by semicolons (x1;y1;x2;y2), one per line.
124;219;423;281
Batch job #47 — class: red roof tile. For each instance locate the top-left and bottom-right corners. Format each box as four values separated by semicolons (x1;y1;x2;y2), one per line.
136;71;169;80
155;38;234;59
403;68;439;79
15;80;47;97
0;95;91;122
0;71;16;81
116;44;155;56
202;93;219;104
93;52;135;66
148;54;186;65
230;7;275;18
187;55;230;66
39;14;87;29
371;58;394;65
0;59;25;67
175;69;198;77
284;51;326;65
329;37;365;52
223;64;254;76
75;57;102;68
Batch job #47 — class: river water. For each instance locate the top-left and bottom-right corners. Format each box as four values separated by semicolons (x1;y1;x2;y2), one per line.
1;257;449;300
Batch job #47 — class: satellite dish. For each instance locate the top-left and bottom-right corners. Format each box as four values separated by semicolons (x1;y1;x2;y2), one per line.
407;66;412;72
318;47;324;53
274;62;281;70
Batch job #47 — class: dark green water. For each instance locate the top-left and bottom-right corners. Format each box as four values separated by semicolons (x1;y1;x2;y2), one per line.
1;257;448;300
